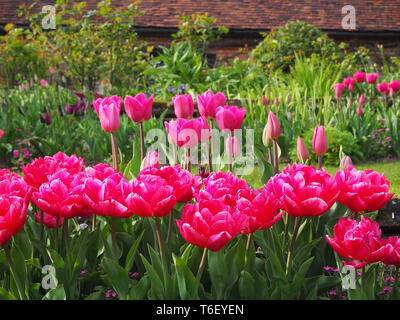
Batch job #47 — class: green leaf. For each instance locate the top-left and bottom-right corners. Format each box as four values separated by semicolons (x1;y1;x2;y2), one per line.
173;254;199;300
0;288;17;300
238;270;255;299
42;286;66;300
124;230;144;273
140;254;165;299
101;257;129;300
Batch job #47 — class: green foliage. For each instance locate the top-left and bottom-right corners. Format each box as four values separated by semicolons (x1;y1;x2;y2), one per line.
289;126;362;166
250;21;343;72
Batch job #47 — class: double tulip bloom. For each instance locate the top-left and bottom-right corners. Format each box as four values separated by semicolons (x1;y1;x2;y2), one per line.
266;164;339;217
377;83;390;95
366;73;379;84
197;90;227;119
124;93;153;123
353;71;366;83
335;166;393;213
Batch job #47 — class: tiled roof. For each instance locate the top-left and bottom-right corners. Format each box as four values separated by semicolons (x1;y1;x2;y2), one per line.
1;0;399;32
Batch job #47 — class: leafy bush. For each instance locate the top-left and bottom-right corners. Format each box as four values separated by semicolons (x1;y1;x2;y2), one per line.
250;21;343;72
289;126;363;166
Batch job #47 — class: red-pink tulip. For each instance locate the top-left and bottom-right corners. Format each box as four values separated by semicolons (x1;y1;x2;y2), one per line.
343;78;355;92
34;212;64;228
98;101;120;133
92;96;122;115
0;130;4;138
124;93;153;123
164;117;204;148
140;151;160;170
236;188;282;234
335;166;393;213
262;95;268;105
40;79;48;88
266;163;339;217
353;71;366;83
358;93;366;105
85;163;116;181
176;200;246;251
215;106;246;132
356;105;363;116
127;174;176;218
389;80;400;93
379;236;400;268
333;83;345;99
377;83;390;95
264;111;281;140
172;94;194;119
366;73;379;84
296;136;309;161
197;90;226;119
312;126;328;155
0;170;31;204
326;217;392;269
84;172;131;218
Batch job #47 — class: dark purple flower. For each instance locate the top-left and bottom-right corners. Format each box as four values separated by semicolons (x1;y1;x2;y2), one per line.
40;113;52;125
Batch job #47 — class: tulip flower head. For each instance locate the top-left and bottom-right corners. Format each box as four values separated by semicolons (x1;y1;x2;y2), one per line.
140;151;160;170
353;71;366;83
356;105;363;116
296;136;309;161
339;155;353;169
377;83;390;95
124;93;153;123
264;111;281;141
0;130;3;139
312;126;328;155
34;212;64;228
262;95;268;105
197;90;226;119
164;117;204;148
358;93;366;106
343;78;355;92
172;94;194;119
215;105;246;132
389;80;400;93
366;73;379;84
333;83;345;100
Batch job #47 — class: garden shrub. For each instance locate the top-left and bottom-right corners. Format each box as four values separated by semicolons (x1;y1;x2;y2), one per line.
250;21;343;72
289;126;363;166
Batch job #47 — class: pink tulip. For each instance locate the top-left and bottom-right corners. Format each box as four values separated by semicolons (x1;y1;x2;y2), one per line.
389;80;400;93
34;212;64;228
377;83;390;95
139;165;201;203
358;93;366;105
49;66;56;74
326;217;392;269
312;126;328;155
366;73;379;84
40;79;48;88
265;163;339;217
296;136;309;161
262;95;268;105
356;105;363;116
353;71;366;83
379;237;400;268
343;78;355;92
274;97;280;106
197;90;226;119
0;130;4;138
124;93;153;123
225;136;240;159
32;170;91;219
176;200;246;251
164;117;204;148
84;172;132;218
92;96;122;115
335;166;394;213
333;83;345;99
127;174;176;218
264;111;281;140
236;188;282;234
215;105;246;132
172;95;194;119
140;151;160;170
339;156;353;169
85;163;116;181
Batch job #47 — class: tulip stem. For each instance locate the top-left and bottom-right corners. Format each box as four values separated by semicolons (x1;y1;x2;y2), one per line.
111;217;117;252
283;212;290;246
155;217;165;259
268;147;273;165
273;140;279;173
4;244;28;300
197;247;208;281
166;210;174;244
227;132;233;172
40;211;44;241
139;122;145;161
185;148;191;173
110;133;119;171
208;119;213;172
91;215;96;232
318;155;323;170
285;216;303;275
246;233;253;251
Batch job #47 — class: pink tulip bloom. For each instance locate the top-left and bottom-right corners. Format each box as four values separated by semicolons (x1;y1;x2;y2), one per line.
326;217;393;269
377;83;390;95
124;93;153;122
353;71;366;83
335;166;394;213
274;97;280;106
236;188;283;234
34;212;64;228
52;152;84;173
176;200;246;251
356;105;363;116
0;130;4;138
358;93;366;105
342;78;355;92
127;174;176;218
262;95;268;105
379;236;400;268
85;163;116;181
333;83;345;100
92;96;122;115
225;136;240;159
172;94;194;119
215;105;246;132
164;117;204;148
40;79;48;88
312;126;328;155
32;170;91;219
264;111;281;140
98;101;120;133
265;163;339;217
366;73;379;84
389;80;400;93
0;170;31;204
139;165;201;203
339;156;353;169
197;90;226;119
296;136;309;161
140;151;160;170
84;172;132;218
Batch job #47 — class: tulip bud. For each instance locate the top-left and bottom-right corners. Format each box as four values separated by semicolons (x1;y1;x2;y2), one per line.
296;136;309;161
262;95;268;105
98;102;120;133
274;97;279;106
333;83;345;100
358;93;366;105
356;105;363;116
140;151;160;170
40;79;48;88
172;94;194;119
265;111;281;141
340;155;353;169
312;126;327;155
